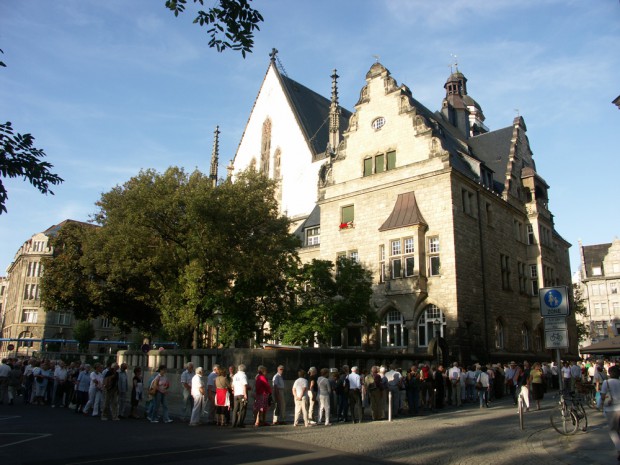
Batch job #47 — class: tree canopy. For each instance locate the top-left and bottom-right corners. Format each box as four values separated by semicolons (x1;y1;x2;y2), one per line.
164;0;263;57
42;167;300;347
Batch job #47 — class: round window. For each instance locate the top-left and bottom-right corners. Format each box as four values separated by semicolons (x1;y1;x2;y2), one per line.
371;116;386;130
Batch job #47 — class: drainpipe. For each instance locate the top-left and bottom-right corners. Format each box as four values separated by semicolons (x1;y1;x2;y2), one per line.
476;189;490;360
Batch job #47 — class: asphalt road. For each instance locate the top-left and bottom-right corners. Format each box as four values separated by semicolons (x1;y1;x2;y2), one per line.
0;392;616;465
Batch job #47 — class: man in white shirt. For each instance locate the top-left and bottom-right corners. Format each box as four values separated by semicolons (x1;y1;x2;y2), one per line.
386;365;401;417
448;362;461;406
292;369;309;427
206;364;219;424
0;359;10;405
272;365;286;425
52;361;68;408
570;361;582;392
347;366;362;423
180;362;194;422
561;362;572;393
189;367;205;426
231;364;248;428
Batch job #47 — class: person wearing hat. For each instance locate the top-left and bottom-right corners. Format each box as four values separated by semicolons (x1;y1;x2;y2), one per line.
505;361;519;405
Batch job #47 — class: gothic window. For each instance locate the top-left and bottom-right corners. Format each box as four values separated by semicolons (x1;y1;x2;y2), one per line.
495;320;505;349
417;305;445;347
522;324;531;351
260;118;272;175
381;310;408;348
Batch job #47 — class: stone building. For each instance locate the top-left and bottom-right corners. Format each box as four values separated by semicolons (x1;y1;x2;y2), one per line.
577;239;620;347
233;55;575;363
0;220;118;358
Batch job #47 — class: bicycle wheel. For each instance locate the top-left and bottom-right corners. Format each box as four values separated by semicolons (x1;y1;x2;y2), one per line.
550;407;579;435
574;403;588;431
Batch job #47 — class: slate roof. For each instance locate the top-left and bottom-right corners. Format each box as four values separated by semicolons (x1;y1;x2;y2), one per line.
582;243;612;277
379;192;427;232
467;126;514;192
43;219;93;237
293;205;320;245
279;74;352;156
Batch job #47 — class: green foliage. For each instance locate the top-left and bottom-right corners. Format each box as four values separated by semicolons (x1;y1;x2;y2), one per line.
0;50;63;214
164;0;263;57
278;258;375;347
42;167;300;348
0;121;63;214
73;320;96;353
573;283;590;343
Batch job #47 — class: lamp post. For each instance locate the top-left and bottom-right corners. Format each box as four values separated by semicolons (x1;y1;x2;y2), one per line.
213;308;223;348
432;318;442;367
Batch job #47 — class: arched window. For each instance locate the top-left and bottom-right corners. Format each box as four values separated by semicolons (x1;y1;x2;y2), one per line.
534;327;543;352
381;310;408;347
522;324;531;351
495;320;504;349
417;305;445;347
17;331;34;348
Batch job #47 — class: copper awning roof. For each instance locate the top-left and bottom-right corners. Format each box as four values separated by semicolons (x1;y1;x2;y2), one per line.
379;192;427;232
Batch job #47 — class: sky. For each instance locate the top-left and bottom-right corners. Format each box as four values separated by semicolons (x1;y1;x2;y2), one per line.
1;0;619;275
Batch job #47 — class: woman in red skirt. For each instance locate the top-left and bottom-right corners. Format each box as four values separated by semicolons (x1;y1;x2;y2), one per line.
253;365;272;427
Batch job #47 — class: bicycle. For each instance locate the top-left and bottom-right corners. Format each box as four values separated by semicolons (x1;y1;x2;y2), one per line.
550;392;587;435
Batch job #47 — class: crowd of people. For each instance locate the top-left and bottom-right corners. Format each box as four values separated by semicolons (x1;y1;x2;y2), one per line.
0;356;615;432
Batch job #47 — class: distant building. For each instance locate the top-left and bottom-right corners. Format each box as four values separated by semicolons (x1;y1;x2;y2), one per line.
0;220;120;358
577;239;620;348
230;55;575;363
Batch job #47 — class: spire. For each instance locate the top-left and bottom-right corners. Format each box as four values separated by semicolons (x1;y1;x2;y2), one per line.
328;69;341;152
210;126;220;187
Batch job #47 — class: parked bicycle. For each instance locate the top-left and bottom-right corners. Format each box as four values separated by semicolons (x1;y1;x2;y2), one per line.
550;391;588;435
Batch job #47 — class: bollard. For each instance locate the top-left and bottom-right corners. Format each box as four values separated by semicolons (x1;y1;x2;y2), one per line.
388;390;392;422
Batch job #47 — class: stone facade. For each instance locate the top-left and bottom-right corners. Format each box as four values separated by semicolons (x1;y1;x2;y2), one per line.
231;57;574;363
577;239;620;348
0;220;120;358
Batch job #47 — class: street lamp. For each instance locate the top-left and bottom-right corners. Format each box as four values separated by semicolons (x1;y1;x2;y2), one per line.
432;318;442;367
213;308;223;348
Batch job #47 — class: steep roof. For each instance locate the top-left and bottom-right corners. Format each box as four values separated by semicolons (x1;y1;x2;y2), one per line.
43;219;95;237
279;73;352;156
582;243;612;277
467;126;514;192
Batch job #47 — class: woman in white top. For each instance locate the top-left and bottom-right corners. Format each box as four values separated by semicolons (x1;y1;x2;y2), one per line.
189;367;205;426
292;369;309;427
600;365;620;461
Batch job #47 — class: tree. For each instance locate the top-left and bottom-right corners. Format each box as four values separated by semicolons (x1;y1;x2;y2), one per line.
42;166;300;348
73;320;96;353
278;257;376;347
573;283;590;344
164;0;264;57
0;49;63;214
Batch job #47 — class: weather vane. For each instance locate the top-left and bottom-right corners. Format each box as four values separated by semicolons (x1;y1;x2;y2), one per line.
450;54;458;73
372;54;380;63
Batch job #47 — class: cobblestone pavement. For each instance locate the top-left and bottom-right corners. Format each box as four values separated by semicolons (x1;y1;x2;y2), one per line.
254;393;616;465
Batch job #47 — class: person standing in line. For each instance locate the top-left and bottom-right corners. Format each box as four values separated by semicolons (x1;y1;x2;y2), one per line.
82;363;103;416
231;364;249;428
448;362;461;406
206;365;219;424
52;361;68;408
180;362;194;422
214;367;231;426
272;365;286;425
117;363;129;418
253;365;271;427
405;365;420;416
101;363;120;421
317;368;332;425
529;362;545;411
600;365;620;462
434;365;446;409
307;367;318;425
130;367;143;419
367;366;383;421
348;366;362;423
292;369;310;427
150;365;173;424
475;365;490;408
0;358;11;405
336;365;350;422
189;367;205;426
